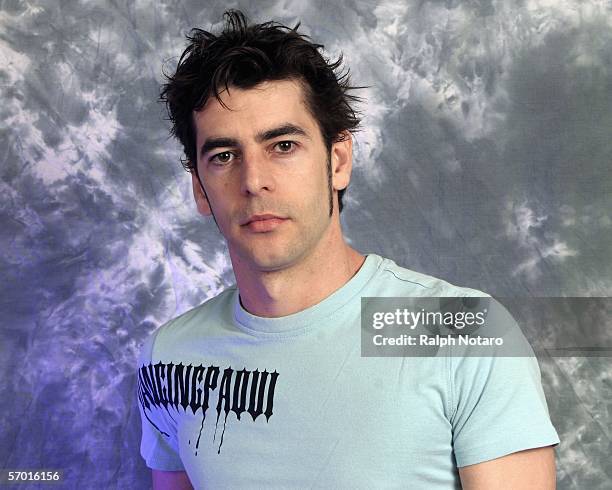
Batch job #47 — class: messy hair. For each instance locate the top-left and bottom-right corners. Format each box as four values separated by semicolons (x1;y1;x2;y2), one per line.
160;9;366;213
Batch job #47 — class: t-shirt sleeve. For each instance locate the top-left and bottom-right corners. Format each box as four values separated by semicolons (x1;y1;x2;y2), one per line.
448;298;560;468
136;329;186;471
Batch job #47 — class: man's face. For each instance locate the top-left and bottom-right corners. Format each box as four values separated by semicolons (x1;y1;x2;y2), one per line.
192;79;345;272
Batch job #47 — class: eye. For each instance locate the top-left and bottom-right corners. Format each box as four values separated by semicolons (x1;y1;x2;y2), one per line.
274;141;296;153
209;151;235;165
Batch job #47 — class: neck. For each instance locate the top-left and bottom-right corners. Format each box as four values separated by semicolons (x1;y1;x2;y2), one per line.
230;222;365;318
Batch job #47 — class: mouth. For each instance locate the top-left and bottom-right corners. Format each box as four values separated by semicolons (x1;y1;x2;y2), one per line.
241;214;288;233
241;214;287;226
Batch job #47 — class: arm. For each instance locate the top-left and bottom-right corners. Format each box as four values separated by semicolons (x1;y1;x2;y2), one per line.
152;469;194;490
458;445;556;490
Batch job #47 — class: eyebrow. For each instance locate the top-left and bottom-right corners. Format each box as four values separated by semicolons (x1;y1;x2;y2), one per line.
199;123;310;157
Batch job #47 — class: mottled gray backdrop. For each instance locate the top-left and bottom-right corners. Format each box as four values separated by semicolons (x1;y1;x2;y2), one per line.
1;0;611;489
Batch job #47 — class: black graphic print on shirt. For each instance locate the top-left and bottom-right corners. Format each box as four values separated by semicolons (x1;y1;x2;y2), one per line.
138;362;279;454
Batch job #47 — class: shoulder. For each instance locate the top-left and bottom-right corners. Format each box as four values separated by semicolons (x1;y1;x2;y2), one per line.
137;286;237;365
159;286;236;333
373;254;490;299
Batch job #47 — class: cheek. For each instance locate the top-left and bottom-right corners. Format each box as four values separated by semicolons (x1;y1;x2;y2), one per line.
299;164;330;212
207;177;233;202
205;184;236;226
293;166;325;198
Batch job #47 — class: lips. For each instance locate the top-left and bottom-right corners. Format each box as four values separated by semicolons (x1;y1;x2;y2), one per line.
241;213;288;233
242;214;286;225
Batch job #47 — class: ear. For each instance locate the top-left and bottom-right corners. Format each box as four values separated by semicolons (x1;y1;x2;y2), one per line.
330;131;353;191
191;171;212;217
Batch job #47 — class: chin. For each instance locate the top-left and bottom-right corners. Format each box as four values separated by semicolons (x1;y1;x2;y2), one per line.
250;251;296;272
235;242;305;272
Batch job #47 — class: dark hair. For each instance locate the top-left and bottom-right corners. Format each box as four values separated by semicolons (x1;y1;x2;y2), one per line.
160;9;366;213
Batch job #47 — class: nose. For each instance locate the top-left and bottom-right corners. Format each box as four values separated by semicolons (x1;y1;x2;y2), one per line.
239;149;274;196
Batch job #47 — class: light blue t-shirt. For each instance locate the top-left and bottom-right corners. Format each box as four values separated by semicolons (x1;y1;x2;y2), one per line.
137;253;560;489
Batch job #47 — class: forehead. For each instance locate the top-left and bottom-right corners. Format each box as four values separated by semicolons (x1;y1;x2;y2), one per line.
193;79;317;139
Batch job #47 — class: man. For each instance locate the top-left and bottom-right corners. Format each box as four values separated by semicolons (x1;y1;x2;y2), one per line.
137;9;559;489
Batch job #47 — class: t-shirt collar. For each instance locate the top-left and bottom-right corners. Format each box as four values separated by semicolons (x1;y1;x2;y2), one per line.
232;253;383;337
